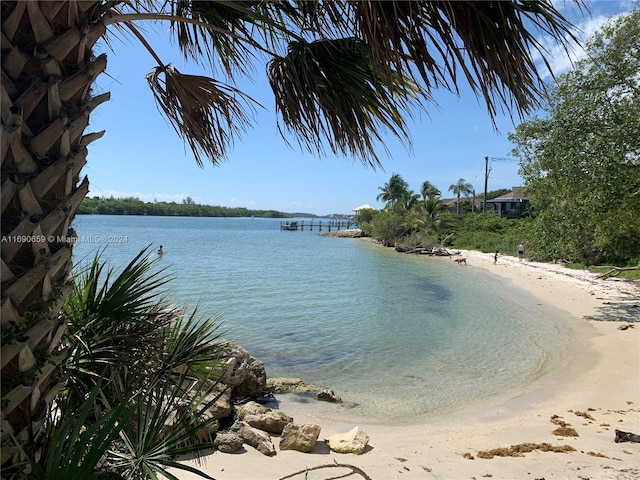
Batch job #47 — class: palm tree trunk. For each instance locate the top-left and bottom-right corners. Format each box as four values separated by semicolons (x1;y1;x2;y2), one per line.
1;0;106;468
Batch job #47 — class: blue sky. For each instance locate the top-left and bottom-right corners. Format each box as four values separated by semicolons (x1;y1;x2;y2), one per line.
85;1;635;216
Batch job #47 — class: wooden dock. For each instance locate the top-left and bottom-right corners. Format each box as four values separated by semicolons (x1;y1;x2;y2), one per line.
280;220;355;231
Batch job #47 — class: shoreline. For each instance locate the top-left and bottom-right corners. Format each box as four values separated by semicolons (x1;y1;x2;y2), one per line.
177;249;640;480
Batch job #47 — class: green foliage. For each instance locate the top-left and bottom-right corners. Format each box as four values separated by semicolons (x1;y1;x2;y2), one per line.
355;208;376;224
10;382;130;480
53;248;226;479
78;196;293;218
368;208;409;247
510;11;640;265
447;213;525;254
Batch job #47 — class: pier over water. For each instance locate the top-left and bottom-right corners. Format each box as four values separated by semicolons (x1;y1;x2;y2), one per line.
280;219;355;231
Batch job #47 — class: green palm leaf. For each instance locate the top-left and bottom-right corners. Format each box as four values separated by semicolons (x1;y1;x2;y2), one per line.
107;369;223;480
11;381;131;480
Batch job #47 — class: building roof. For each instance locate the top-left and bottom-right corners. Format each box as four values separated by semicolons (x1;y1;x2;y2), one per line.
487;187;529;203
353;204;376;211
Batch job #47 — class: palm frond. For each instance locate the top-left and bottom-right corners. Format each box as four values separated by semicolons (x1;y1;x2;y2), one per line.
158;309;226;383
147;65;257;166
268;37;421;169
107;369;223;480
12;381;131;480
62;247;175;407
171;1;303;75
171;0;258;77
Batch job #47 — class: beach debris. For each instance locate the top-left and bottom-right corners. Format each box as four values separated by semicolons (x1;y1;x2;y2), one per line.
278;463;372;480
618;324;635;330
587;451;610;458
552;426;579;437
615;430;640;443
318;389;342;403
550;414;571;427
476;443;576;459
462;452;474;459
325;426;370;455
573;410;596;422
279;423;322;452
550;413;582;436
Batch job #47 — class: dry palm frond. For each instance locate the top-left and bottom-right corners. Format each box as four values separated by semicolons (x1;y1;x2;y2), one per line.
268;37;420;169
146;64;256;166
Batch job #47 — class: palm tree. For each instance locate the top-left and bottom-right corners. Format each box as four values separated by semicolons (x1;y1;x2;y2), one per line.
449;178;475;214
1;0;580;470
399;189;420;211
376;173;410;208
420;180;441;201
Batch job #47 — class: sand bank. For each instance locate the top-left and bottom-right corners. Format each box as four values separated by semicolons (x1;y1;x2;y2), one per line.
176;250;639;480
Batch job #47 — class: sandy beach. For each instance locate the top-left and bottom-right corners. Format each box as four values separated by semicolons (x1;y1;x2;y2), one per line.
176;249;640;480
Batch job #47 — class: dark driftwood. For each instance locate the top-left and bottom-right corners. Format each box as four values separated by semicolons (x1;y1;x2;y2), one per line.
278;463;372;480
615;429;640;443
596;266;639;279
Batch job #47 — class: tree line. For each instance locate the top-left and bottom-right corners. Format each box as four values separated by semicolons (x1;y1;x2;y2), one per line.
78;196;294;218
358;174;525;257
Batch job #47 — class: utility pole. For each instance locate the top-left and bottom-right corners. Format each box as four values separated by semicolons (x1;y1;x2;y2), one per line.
483;156;518;213
483;156;489;213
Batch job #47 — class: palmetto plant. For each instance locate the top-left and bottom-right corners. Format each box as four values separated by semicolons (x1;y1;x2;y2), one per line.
62;248;224;409
2;0;581;473
17;248;225;479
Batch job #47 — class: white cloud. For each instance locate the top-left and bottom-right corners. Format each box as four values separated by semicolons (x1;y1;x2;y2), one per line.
534;9;628;79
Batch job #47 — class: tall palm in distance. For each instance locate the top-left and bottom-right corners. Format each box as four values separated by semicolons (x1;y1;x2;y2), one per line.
377;173;411;208
421;181;442;202
1;0;581;471
449;178;475;214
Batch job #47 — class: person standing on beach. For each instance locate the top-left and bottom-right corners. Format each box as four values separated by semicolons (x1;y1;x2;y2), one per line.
494;251;499;264
517;243;524;261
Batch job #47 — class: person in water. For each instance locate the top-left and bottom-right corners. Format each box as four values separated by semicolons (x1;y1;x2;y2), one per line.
157;245;163;255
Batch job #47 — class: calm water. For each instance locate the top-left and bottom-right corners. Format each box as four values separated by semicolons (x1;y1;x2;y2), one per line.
71;215;578;422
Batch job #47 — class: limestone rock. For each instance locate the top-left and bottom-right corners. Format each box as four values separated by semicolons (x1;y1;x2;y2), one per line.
231;421;276;456
244;410;293;434
321;229;363;238
209;385;232;420
236;401;270;420
317;389;341;403
265;377;321;393
325;427;369;455
217;342;267;399
279;423;322;453
214;431;243;453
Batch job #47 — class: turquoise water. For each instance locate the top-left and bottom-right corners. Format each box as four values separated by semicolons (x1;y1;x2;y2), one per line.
71;215;576;421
